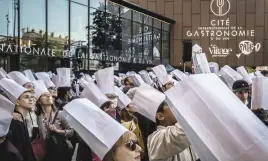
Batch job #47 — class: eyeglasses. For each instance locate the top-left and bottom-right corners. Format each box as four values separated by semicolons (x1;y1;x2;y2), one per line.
125;140;139;151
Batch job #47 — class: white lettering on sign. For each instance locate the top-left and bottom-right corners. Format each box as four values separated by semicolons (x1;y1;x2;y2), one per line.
209;44;232;57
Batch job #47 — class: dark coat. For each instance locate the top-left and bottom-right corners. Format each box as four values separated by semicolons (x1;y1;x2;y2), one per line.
0;139;23;161
7;111;36;161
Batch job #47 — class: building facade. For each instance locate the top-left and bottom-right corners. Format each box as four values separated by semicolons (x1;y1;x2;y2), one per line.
128;0;268;67
0;0;173;73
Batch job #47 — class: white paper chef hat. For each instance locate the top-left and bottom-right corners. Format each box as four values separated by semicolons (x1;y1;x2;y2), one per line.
0;94;15;137
95;67;115;95
115;86;131;109
80;81;109;107
236;66;252;85
251;77;268;110
7;71;31;86
139;70;153;85
255;71;264;77
209;62;219;75
35;72;50;80
171;69;188;81
77;78;89;88
0;67;7;80
249;73;256;80
126;87;138;100
152;65;170;86
126;71;136;77
35;72;55;88
56;68;71;88
84;74;92;82
63;98;127;159
47;71;53;78
132;84;165;122
0;78;28;103
130;74;145;87
165;73;268;161
219;65;243;89
23;69;36;82
32;80;49;99
193;53;211;74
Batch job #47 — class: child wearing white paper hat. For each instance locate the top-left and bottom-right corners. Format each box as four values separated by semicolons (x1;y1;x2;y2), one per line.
0;78;36;161
0;94;23;161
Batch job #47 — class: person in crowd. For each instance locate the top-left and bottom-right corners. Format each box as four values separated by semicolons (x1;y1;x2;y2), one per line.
148;101;197;161
103;131;142;161
0;94;23;161
0;78;36;161
55;87;72;110
123;77;134;93
232;80;251;108
120;104;145;160
48;86;58;100
251;108;268;127
35;82;74;161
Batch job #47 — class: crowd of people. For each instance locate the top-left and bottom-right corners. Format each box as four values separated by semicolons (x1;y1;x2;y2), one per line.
0;55;268;161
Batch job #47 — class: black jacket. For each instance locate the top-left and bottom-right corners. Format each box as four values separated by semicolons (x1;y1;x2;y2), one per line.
7;111;36;161
0;139;23;161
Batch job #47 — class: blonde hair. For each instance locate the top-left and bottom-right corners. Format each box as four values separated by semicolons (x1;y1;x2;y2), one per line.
103;131;135;161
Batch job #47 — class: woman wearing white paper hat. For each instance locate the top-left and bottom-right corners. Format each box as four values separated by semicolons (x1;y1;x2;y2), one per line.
34;80;74;161
132;84;197;161
115;86;145;158
0;94;23;161
0;78;36;161
63;98;142;161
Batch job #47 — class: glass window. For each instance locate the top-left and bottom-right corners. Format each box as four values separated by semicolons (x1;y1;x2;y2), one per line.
106;13;121;50
132;10;143;23
120;6;131;20
90;8;106;50
153;28;161;64
48;0;69;57
90;0;105;11
121;18;132;58
0;0;18;43
71;0;88;5
154;19;161;29
132;22;143;60
21;0;46;46
71;2;88;71
106;1;119;16
162;31;169;59
20;56;47;72
144;15;152;26
143;25;153;61
163;22;170;31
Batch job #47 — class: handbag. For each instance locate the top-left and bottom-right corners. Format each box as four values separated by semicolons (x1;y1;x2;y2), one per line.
32;136;45;161
46;111;73;155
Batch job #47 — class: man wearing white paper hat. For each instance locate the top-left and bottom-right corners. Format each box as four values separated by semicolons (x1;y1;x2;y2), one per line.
152;65;174;92
132;84;195;161
0;94;23;161
0;78;36;161
7;71;34;91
